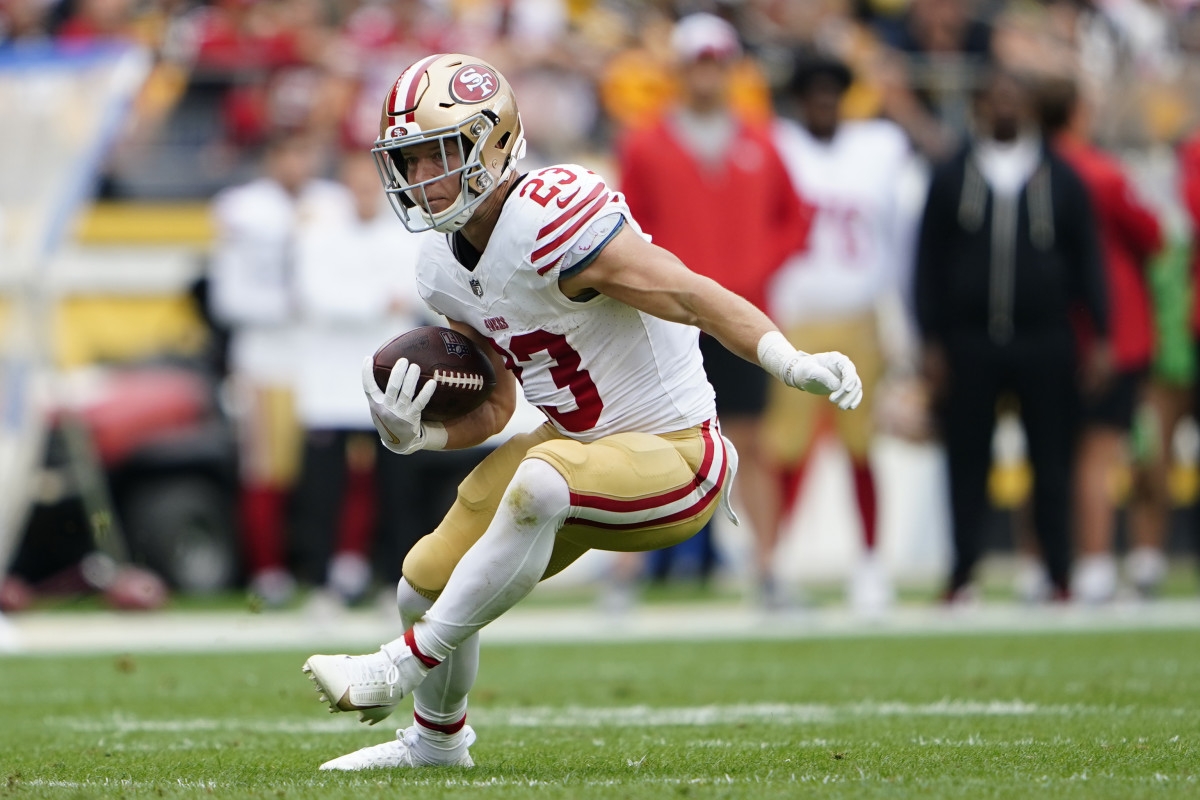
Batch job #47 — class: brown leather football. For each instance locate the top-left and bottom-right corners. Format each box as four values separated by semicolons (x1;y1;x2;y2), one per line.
372;326;497;422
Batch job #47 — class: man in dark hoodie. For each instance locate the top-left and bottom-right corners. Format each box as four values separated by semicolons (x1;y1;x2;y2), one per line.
914;67;1110;603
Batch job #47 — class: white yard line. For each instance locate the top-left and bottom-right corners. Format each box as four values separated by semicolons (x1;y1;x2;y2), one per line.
16;772;1198;792
14;772;1195;791
44;699;1166;736
3;598;1199;655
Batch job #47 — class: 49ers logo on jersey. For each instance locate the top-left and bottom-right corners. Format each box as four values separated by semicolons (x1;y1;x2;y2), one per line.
450;65;499;104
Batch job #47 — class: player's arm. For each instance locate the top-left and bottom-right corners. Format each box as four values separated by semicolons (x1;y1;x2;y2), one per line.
437;319;518;450
559;224;862;409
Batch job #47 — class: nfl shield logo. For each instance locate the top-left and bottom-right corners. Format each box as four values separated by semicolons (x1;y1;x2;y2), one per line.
439;329;470;358
470;278;483;298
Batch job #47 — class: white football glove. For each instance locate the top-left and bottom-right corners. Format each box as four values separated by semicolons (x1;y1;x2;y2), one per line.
362;356;447;455
758;331;864;411
788;351;863;410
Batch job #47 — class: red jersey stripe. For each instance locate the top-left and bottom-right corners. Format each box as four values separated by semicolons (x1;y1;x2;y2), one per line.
537;183;605;240
533;193;612;269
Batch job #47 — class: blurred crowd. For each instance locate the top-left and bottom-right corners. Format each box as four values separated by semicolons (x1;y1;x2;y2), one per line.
2;0;1200;195
5;0;1200;613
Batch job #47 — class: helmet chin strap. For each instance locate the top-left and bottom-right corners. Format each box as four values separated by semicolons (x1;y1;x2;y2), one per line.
421;181;480;233
425;200;476;233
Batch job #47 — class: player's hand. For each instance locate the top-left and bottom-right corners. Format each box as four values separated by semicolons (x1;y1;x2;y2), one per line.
362;356;438;454
786;351;863;411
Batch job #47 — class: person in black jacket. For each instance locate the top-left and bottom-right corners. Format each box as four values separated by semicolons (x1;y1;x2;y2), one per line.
914;67;1111;602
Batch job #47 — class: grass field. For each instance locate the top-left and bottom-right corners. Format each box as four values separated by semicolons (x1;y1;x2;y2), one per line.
2;624;1197;799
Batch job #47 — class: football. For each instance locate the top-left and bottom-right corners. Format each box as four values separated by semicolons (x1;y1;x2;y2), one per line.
372;326;497;422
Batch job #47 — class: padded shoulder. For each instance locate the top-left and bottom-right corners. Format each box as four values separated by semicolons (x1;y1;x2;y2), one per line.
500;164;627;275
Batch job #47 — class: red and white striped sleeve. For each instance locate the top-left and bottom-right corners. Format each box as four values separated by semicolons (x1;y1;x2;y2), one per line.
521;165;628;276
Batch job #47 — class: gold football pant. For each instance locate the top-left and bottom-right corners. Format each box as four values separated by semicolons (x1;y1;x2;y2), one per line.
763;313;883;465
403;420;729;598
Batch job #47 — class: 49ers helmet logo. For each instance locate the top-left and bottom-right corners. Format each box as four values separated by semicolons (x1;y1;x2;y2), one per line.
450;65;499;103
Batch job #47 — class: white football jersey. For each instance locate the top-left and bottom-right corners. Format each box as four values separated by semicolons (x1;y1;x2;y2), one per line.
417;164;716;442
768;119;910;325
210;176;353;381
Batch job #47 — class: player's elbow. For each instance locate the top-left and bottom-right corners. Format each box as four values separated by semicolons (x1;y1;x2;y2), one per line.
468;378;518;444
487;385;518;436
442;397;513;450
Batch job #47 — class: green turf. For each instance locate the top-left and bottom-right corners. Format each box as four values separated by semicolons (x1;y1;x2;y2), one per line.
2;630;1197;798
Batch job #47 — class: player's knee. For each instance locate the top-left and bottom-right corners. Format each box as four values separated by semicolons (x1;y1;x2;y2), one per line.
396;578;434;624
503;458;570;528
402;535;457;597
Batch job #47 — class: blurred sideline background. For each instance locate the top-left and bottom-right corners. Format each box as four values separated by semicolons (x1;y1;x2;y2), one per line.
3;0;1200;632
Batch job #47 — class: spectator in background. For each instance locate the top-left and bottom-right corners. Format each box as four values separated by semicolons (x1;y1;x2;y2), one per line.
1183;124;1200;372
599;7;772;136
291;150;435;609
914;68;1109;603
875;0;995;162
617;12;812;607
55;0;142;45
208;128;348;607
597;11;679;134
1181;123;1200;579
765;53;913;616
0;0;53;44
334;0;455;156
1126;241;1192;599
1038;73;1163;604
185;0;343;150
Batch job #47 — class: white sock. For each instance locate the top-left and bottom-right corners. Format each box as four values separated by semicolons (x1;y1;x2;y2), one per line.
396;579;478;738
413;458;569;662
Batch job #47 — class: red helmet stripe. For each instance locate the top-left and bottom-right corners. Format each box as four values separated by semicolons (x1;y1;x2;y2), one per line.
384;80;402;127
392;54;442;124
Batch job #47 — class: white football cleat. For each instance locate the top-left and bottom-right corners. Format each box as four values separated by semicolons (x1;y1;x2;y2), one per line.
319;724;477;770
303;646;427;725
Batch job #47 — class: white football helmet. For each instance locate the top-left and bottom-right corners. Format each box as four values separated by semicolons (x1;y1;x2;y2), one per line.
372;54;527;233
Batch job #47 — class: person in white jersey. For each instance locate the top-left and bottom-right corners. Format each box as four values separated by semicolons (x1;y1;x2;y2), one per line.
764;55;913;615
209;130;351;607
291;151;435;606
300;53;863;771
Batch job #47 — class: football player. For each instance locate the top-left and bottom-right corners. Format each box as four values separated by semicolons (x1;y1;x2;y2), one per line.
763;55;916;616
302;53;863;770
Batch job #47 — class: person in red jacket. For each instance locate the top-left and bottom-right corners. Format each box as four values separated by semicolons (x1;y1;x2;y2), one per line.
1040;75;1163;603
617;13;812;606
1181;125;1200;588
1183;129;1200;352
